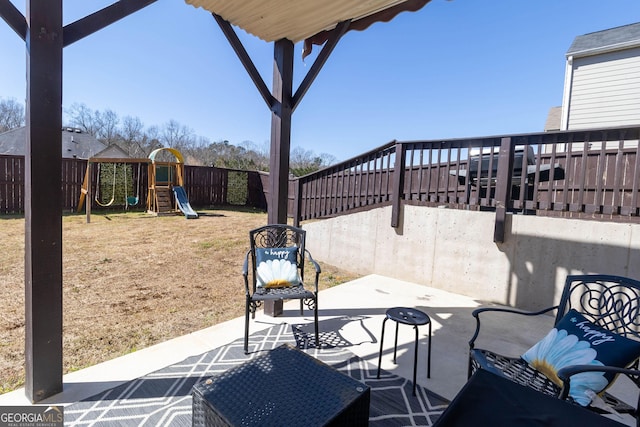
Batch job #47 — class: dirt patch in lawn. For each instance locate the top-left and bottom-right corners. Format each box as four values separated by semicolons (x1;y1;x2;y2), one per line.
0;208;360;393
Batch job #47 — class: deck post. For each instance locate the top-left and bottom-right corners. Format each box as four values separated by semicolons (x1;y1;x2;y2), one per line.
24;0;64;402
391;141;405;228
494;137;515;243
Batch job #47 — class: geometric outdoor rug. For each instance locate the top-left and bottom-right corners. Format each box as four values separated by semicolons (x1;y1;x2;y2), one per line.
64;322;449;426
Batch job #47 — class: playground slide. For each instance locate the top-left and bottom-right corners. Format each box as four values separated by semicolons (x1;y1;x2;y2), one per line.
172;186;199;219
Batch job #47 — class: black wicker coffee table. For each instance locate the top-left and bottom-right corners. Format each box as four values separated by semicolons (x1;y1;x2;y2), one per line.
192;344;370;426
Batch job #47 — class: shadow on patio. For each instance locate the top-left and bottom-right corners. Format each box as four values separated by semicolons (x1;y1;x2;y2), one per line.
1;274;637;426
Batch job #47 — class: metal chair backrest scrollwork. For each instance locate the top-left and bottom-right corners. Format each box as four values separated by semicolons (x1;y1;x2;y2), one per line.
248;225;307;293
557;275;640;342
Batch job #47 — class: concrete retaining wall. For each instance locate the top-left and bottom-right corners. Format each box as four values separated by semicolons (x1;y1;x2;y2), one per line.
303;205;640;310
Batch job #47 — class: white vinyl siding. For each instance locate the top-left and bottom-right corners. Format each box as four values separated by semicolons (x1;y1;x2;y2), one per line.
567;47;640;129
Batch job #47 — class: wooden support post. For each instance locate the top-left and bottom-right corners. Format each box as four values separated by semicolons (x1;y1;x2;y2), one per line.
24;0;64;402
77;162;89;213
493;137;515;243
86;161;92;223
391;141;405;228
263;300;284;317
268;38;294;226
265;39;294;316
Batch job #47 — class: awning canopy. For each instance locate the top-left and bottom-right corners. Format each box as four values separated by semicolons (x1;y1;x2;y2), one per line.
185;0;431;52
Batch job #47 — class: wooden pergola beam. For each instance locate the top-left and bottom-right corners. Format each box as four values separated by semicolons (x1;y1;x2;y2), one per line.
63;0;158;47
0;0;27;40
292;20;350;113
212;13;276;110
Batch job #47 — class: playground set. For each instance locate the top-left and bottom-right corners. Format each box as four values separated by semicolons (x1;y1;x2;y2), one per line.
78;147;198;221
146;147;198;219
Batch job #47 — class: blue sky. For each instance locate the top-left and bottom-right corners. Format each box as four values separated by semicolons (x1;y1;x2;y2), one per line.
1;0;640;162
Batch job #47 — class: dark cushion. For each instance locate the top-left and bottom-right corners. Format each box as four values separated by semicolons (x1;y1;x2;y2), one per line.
255;247;300;288
522;309;640;406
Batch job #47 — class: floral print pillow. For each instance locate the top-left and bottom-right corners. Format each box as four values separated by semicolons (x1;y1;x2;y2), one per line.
522;309;640;406
255;247;300;288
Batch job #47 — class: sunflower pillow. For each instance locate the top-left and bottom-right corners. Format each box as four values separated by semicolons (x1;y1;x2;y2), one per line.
255;247;300;288
522;309;640;406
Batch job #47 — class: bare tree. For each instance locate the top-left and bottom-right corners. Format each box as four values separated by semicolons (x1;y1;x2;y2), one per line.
143;126;163;154
121;115;144;141
61;102;336;173
0;98;25;132
240;140;269;171
98;109;120;144
119;115;146;156
66;103;103;136
160;119;195;150
318;152;337;167
290;146;335;176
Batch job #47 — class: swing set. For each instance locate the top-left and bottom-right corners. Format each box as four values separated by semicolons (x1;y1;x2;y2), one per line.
92;162;144;208
78;157;151;223
78;148;197;222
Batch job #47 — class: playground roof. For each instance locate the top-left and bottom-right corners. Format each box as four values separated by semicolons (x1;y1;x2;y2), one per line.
148;147;185;163
92;144;134;161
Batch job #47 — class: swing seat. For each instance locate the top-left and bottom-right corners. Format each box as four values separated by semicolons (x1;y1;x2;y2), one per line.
127;196;139;206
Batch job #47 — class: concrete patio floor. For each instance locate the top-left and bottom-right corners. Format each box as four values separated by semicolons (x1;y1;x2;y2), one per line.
0;274;636;425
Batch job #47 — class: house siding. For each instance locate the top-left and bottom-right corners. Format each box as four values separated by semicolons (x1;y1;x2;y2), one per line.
566;47;640;129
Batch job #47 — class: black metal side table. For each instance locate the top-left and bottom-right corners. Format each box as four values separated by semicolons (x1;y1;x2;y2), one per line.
376;307;432;396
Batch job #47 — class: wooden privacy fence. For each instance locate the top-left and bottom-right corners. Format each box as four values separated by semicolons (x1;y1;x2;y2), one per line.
0;156;267;214
291;126;640;241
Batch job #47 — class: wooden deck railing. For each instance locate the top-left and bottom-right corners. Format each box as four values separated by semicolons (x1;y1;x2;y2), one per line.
291;126;640;241
291;142;397;221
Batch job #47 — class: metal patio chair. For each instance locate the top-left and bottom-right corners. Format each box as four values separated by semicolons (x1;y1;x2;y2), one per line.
242;224;320;354
468;274;640;426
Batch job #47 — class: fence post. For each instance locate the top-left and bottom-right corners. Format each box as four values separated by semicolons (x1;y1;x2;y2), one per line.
494;137;515;243
391;140;405;228
293;177;302;227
